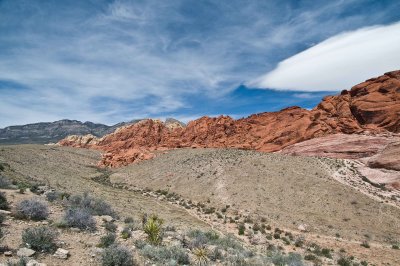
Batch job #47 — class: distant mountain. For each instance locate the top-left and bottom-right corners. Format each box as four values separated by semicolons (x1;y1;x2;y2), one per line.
0;119;142;144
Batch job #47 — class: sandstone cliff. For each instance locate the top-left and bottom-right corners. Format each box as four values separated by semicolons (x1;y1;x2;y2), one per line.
59;70;400;167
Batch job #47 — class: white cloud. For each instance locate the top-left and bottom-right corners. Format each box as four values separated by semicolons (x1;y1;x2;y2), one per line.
251;22;400;91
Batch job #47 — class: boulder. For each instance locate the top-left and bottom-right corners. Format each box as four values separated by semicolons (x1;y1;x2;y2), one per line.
17;247;35;257
53;248;69;259
27;260;47;266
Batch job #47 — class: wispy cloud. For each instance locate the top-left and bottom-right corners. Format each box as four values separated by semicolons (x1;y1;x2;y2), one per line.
251;22;400;91
0;0;399;127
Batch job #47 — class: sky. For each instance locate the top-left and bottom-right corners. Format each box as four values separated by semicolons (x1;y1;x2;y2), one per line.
0;0;399;127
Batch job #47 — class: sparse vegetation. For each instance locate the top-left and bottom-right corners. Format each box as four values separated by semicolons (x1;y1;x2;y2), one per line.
121;227;132;239
102;244;136;266
63;207;96;231
104;221;117;232
67;192;116;217
98;233;116;248
15;199;49;220
22;226;58;252
140;244;190;265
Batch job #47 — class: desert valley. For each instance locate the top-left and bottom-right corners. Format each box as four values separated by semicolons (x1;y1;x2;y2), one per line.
0;71;399;265
1;1;400;265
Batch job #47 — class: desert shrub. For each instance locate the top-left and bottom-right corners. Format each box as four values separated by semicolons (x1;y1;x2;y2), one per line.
121;227;132;239
102;244;135;266
0;192;9;210
5;257;28;266
209;247;223;262
0;163;4;171
134;239;147;250
68;192;115;217
0;175;11;189
238;224;245;235
141;245;189;265
98;233;116;248
124;217;134;224
63;208;96;231
29;184;40;194
104;221;117;232
143;215;163;245
187;230;219;248
15;199;49;221
321;248;332;258
304;254;317;261
22;226;58;252
294;236;305;247
337;257;352;266
45;191;60;202
392;244;399;249
270;252;304;266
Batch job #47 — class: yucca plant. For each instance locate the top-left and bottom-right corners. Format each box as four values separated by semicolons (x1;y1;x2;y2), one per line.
143;214;163;245
193;247;209;265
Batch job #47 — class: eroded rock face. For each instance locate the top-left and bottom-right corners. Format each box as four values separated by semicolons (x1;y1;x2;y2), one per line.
58;134;101;147
280;133;399;159
59;70;400;167
368;142;400;171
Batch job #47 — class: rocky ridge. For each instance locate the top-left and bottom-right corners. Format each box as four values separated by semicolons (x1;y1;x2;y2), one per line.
0;119;143;145
59;70;400;167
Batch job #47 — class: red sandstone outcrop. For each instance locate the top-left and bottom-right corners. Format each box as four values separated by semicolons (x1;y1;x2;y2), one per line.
368;142;400;171
59;70;400;167
280;133;399;159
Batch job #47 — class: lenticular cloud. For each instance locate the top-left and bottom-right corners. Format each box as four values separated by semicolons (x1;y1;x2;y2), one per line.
251;22;400;91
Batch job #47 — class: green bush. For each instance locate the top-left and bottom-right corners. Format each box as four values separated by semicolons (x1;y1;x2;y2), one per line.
102;244;136;266
22;226;58;252
238;224;245;235
99;233;116;248
143;215;163;245
0;192;9;210
121;227;132;239
15;199;49;221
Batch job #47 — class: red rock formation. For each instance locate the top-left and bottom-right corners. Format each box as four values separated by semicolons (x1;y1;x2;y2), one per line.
59;70;400;167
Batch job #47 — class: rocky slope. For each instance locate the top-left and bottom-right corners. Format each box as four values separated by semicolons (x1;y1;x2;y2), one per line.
0;119;150;144
0;119;140;145
59;70;400;167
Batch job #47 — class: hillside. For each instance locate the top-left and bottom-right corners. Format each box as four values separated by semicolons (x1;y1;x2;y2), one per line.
59;70;400;167
1;145;399;265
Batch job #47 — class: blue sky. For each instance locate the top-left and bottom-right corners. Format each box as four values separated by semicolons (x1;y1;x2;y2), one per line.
0;0;399;127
